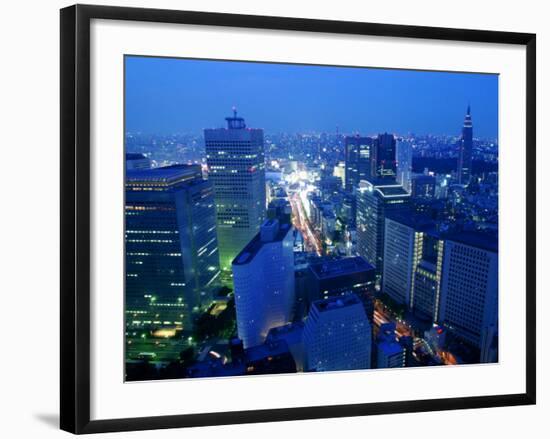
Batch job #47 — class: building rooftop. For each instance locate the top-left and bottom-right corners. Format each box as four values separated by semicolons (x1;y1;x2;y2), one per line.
312;293;362;313
386;212;438;234
444;230;498;253
376;185;410;197
232;220;292;266
358;179;410;198
126;164;202;186
126;152;147;160
309;256;374;281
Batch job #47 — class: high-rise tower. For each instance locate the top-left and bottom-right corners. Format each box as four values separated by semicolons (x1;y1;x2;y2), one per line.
356;179;410;276
396;139;413;192
303;294;372;372
344;136;373;192
232;219;295;349
125;164;221;330
457;105;473;185
205;109;266;275
373;133;397;180
439;232;498;350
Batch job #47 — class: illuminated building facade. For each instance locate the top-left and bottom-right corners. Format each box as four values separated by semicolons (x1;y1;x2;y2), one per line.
344;135;373;192
383;214;444;322
205;109;266;273
439;233;498;348
125;164;221;330
396;139;413;192
303;294;372;372
308;256;376;321
232;219;295;349
356;179;410;275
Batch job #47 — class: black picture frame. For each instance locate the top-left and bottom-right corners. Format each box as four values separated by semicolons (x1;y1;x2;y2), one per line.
60;4;536;434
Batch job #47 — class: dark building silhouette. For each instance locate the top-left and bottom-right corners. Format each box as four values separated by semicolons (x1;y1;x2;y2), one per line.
344;135;373;192
457;105;473;185
373;133;397;180
125;164;221;331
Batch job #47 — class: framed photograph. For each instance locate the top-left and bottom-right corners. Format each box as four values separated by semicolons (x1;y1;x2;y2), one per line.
60;4;536;434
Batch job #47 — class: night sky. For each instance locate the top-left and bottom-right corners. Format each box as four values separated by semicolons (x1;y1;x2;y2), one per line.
125;56;498;139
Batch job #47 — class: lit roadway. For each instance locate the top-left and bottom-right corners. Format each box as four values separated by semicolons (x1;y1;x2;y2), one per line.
289;192;322;255
374;300;413;338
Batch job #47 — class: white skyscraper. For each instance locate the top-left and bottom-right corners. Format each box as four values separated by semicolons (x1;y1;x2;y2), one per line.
383;214;444;322
232;219;295;349
383;217;416;307
439;234;498;349
303;294;372;372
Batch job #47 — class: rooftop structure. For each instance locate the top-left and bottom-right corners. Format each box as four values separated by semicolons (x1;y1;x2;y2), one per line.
309;256;374;281
232;220;293;266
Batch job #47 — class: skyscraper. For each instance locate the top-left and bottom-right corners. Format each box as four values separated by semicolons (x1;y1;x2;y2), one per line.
373;133;397;180
303;294;372;372
205;109;266;273
383;213;444;322
396;139;413;192
125;164;221;330
356;180;410;275
232;219;295;349
344;135;373;192
439;232;498;349
457;105;473;185
308;256;376;321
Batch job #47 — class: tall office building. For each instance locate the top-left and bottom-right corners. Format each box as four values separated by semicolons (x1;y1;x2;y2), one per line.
413;259;443;323
232;219;295;349
373;133;397;180
205;109;266;273
125;164;221;329
457;105;473;185
303;294;372;372
356;179;410;275
439;232;498;349
383;214;444;322
382;216;417;307
344;136;373;192
308;256;376;321
396;139;413;192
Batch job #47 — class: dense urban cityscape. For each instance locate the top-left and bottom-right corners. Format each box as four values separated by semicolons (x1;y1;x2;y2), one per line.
125;107;498;380
124;60;498;381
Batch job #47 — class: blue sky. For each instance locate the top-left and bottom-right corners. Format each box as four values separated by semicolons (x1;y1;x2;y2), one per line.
125;56;498;139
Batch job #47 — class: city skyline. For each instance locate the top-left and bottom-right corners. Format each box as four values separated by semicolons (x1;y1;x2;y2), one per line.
125;56;499;138
124;58;499;381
